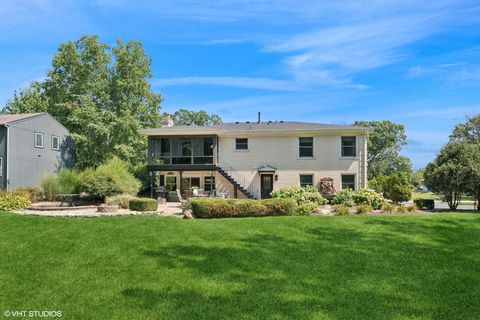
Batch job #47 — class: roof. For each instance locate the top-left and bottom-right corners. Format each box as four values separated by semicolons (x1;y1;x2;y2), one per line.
142;121;369;136
0;113;45;125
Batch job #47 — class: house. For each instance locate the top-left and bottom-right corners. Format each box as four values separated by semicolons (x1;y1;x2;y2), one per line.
142;118;368;199
0;113;74;190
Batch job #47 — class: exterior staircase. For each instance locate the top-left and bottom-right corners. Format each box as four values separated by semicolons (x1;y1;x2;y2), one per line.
216;165;256;199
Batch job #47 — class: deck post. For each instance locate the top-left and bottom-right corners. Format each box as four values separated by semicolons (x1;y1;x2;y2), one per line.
179;170;183;195
150;171;154;198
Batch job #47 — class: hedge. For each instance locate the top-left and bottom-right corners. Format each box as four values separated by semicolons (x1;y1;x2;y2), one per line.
190;198;298;218
129;198;159;212
413;199;435;210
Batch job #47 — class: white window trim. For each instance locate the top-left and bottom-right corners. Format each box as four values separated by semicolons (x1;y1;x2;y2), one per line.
0;157;3;177
51;135;60;151
34;132;44;148
341;173;356;190
298;137;315;159
234;138;249;152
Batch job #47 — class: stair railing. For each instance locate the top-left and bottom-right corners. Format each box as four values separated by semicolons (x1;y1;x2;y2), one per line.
218;160;259;199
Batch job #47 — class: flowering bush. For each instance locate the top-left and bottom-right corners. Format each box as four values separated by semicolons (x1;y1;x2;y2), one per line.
352;189;387;210
0;190;31;211
270;186;327;205
332;189;355;207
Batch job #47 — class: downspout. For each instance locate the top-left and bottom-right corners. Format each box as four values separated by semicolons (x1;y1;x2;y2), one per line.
5;124;9;190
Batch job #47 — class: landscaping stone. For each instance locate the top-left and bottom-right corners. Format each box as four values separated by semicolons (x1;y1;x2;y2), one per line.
183;211;194;219
97;205;119;213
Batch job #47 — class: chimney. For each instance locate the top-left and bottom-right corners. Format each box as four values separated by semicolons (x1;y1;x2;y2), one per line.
161;115;174;127
257;111;261;123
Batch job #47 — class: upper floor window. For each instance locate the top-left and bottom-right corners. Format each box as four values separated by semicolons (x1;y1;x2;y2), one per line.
235;138;248;150
52;136;60;151
299;174;313;188
203;137;214;156
342;175;355;190
299;137;313;158
341;136;356;157
35;132;44;148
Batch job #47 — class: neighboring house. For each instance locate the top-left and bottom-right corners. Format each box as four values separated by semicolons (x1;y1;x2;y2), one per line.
0;113;74;190
142;118;369;199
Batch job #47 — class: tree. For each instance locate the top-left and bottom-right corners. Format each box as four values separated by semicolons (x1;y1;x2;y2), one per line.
424;142;478;210
450;114;480;143
353;120;411;179
170;109;222;126
369;173;412;203
3;35;162;169
410;168;425;189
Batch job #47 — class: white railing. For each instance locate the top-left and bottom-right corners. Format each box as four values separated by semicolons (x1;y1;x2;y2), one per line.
218;160;259;199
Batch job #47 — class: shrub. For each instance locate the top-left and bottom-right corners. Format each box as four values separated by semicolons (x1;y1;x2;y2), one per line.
41;174;60;201
382;203;395;213
352;189;387;210
271;186;327;205
79;157;141;200
106;194;135;209
332;189;355;207
259;198;298;216
414;199;435;210
333;204;350;215
296;201;318;216
372;173;412;203
406;205;417;213
396;205;408;213
16;187;43;203
190;198;298;218
0;190;31;210
128;198;158;211
132;164;150;192
356;205;373;214
58;168;80;194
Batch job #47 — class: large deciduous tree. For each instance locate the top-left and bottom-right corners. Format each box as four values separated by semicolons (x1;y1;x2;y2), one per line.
450;114;480;143
170;109;222;126
353;120;411;179
424;142;479;210
3;35;163;169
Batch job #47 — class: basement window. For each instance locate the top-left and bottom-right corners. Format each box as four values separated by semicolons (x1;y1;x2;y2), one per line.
342;175;355;190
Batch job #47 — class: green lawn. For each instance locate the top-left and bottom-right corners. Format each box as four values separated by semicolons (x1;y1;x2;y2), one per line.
1;213;480;319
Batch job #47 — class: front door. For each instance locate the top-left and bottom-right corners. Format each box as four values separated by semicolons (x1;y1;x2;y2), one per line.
260;174;274;199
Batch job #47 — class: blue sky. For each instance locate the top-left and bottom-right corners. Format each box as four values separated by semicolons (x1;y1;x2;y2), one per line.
1;1;480;169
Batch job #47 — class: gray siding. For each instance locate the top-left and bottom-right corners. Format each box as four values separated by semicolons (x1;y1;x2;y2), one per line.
7;114;74;190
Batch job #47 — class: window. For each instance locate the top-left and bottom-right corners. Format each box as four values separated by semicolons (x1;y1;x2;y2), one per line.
341;136;356;157
299;137;313;158
0;157;2;177
182;138;192;156
204;176;216;192
165;176;177;191
203;137;214;156
35;132;44;148
299;174;313;188
182;177;201;189
51;136;60;151
235;138;248;150
342;175;355;190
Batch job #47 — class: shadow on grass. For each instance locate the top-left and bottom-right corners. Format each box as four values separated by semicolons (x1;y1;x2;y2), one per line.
122;217;480;319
